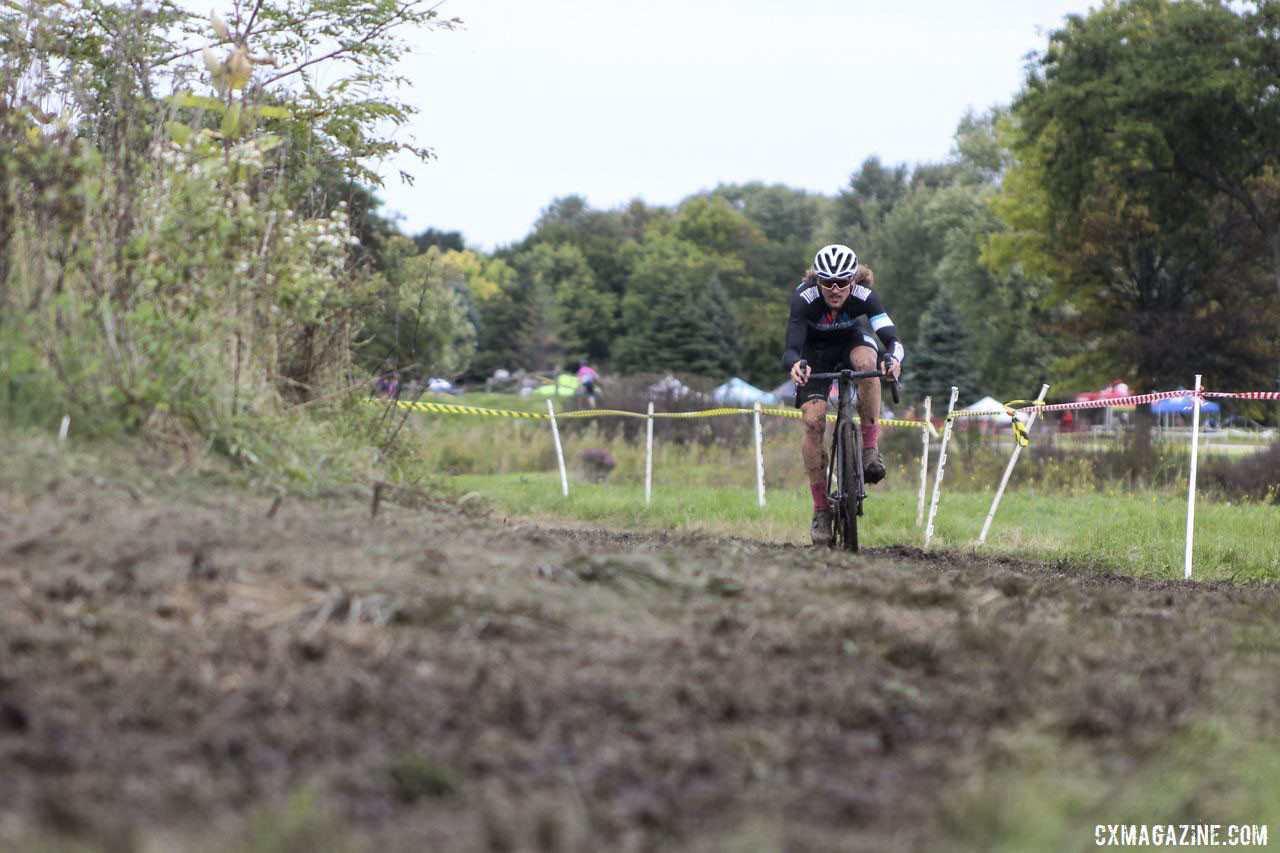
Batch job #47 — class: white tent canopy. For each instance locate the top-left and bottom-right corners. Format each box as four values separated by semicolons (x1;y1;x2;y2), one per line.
712;377;780;405
959;395;1015;424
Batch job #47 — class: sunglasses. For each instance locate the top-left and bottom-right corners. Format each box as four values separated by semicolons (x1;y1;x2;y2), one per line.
818;278;853;291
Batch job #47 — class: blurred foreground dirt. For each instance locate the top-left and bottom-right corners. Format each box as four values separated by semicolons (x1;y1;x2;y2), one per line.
1;457;1278;851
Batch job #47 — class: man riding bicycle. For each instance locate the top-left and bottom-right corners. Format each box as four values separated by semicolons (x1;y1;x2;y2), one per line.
782;244;904;546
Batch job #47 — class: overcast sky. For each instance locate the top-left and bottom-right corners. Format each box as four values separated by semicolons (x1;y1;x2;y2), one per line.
374;0;1095;250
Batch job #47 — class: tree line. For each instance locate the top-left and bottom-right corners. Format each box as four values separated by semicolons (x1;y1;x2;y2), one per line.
370;0;1280;416
3;0;1278;463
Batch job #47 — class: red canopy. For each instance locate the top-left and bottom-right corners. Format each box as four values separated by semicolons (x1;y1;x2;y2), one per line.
1074;379;1131;404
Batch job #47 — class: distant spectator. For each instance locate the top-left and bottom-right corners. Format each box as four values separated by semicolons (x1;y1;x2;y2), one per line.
373;360;400;397
576;361;599;408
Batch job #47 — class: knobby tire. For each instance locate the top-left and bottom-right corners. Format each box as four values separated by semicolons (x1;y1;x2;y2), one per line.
839;420;862;552
827;419;860;552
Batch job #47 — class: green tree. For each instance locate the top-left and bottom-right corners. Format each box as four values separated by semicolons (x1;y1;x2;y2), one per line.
673;197;766;257
995;0;1280;394
528;242;619;364
614;237;742;378
909;289;981;403
1016;0;1280;292
672;198;797;386
833;156;909;249
707;183;827;249
413;228;465;253
466;284;527;382
518;195;638;299
361;239;476;380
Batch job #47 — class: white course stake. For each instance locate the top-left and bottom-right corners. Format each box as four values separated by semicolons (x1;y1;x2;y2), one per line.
644;401;655;505
916;396;931;527
58;414;71;444
924;387;960;549
547;399;568;497
978;383;1050;545
1184;373;1203;580
753;401;766;507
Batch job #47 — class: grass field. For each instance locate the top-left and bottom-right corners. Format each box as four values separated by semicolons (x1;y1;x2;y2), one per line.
387;392;1278;582
453;473;1280;583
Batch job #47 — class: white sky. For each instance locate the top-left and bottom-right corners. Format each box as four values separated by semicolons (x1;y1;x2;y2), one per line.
375;0;1095;250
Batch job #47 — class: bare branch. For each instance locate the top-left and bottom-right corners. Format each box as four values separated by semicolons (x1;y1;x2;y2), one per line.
242;0;267;37
260;1;432;88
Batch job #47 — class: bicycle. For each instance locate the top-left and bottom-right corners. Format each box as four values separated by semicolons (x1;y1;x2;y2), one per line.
805;366;900;552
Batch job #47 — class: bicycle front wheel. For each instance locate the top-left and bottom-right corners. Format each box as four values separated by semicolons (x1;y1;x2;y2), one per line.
836;420;860;552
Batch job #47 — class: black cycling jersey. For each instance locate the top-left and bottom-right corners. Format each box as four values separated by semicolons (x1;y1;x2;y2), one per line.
781;276;905;371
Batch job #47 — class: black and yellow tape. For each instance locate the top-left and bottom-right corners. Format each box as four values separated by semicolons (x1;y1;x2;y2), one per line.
396;400;548;419
945;399;1044;447
373;398;937;434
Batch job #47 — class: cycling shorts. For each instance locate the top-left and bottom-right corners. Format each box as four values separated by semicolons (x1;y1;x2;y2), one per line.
794;322;879;409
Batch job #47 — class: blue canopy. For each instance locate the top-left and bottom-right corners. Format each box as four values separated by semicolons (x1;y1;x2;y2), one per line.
1151;392;1220;415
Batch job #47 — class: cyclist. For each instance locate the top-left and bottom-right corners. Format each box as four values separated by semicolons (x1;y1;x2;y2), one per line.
782;244;904;545
575;361;600;408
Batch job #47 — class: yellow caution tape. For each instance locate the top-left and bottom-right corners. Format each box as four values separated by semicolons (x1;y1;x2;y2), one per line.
1003;399;1042;447
376;398;936;434
562;407;755;420
395;400;549;419
758;406;937;435
945;399;1044;446
557;408;649;419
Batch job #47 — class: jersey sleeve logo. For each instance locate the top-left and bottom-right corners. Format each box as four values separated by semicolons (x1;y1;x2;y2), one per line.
799;286;820;304
852;285;871;302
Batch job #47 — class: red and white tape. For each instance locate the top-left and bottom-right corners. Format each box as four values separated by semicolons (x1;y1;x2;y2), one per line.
1007;389;1200;414
1203;391;1280;401
941;388;1279;421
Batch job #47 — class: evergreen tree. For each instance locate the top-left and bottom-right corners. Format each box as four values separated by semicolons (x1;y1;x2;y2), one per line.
908;289;980;403
614;237;742;378
833;156;908;248
466;283;527;381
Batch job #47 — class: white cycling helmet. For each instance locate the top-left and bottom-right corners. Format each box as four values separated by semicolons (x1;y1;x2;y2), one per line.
813;244;859;281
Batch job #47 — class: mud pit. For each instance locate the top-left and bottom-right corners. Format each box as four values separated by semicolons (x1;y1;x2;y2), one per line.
2;457;1278;850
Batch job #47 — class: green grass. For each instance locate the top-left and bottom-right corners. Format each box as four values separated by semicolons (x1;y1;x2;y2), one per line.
453;472;1280;582
941;717;1280;852
406;392;1279;581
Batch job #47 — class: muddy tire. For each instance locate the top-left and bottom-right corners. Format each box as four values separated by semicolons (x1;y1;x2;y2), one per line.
837;420;861;552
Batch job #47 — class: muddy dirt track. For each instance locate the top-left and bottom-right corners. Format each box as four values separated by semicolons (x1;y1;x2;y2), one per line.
2;453;1279;851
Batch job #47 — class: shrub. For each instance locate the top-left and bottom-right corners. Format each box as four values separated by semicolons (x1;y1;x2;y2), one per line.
1201;438;1280;503
579;448;616;482
1;0;461;491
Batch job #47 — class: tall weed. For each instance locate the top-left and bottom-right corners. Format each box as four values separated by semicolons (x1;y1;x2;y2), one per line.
0;1;423;489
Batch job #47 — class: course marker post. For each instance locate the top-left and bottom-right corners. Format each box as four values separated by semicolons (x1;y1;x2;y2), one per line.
924;387;960;549
978;383;1050;545
1184;373;1202;580
917;396;931;527
753;401;766;508
547;400;568;497
645;401;654;506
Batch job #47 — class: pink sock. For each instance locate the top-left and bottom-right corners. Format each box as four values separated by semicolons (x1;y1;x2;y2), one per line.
809;481;829;511
862;423;879;449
